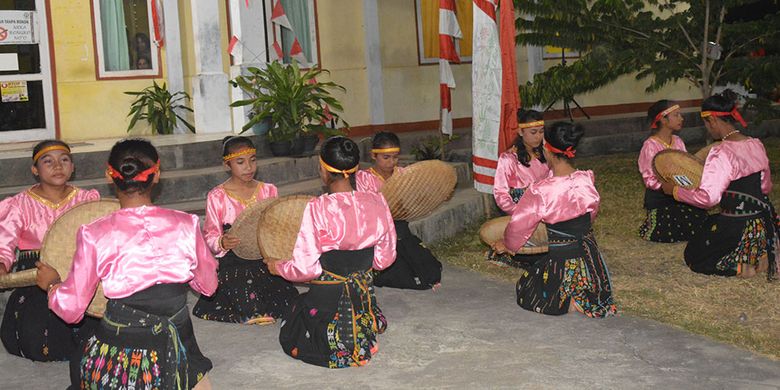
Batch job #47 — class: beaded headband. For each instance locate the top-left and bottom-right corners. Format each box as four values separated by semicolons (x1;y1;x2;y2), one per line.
544;141;576;158
106;160;160;182
650;104;680;129
371;147;400;154
519;120;545;130
33;145;71;163
223;148;256;162
701;108;747;128
319;157;359;178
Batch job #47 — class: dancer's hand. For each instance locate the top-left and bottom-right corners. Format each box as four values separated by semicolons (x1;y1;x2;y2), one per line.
265;259;281;276
35;262;61;292
661;182;675;196
220;233;240;250
491;240;515;255
0;263;7;276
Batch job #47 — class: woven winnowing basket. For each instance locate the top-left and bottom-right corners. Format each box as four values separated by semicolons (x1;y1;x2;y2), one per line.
0;269;38;289
231;198;276;260
652;149;704;190
478;216;549;255
381;160;457;221
41;200;119;318
256;195;312;260
694;141;720;160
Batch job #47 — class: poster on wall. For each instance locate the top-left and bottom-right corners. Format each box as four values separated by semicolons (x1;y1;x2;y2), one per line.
543;46;580;59
0;11;38;45
1;81;29;102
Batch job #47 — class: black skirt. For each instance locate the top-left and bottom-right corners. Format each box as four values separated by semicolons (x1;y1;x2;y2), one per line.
684;173;779;279
639;189;709;243
192;250;298;323
373;221;442;290
515;214;617;318
279;247;387;368
74;284;211;389
1;251;98;362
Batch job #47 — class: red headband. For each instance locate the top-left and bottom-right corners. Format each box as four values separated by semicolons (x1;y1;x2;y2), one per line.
700;108;747;128
544;141;576;158
650;104;680;129
107;160;160;182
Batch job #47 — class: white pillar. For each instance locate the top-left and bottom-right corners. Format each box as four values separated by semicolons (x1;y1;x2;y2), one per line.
526;45;544;111
362;0;385;124
191;1;231;133
227;0;268;133
162;0;186;133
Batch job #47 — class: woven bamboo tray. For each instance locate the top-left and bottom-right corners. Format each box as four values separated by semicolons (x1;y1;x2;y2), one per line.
479;216;549;255
0;268;38;289
40;200;119;318
256;195;312;260
231;198;276;260
381;160;457;221
652;149;704;189
694;141;720;160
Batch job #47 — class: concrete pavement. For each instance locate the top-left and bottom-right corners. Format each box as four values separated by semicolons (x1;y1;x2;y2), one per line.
2;265;779;389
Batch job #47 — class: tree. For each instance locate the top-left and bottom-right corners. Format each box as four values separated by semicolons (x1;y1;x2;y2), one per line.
515;0;780;118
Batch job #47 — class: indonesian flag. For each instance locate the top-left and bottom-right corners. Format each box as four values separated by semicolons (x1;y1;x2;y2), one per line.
269;40;284;62
471;0;500;194
439;0;462;136
270;0;293;30
151;0;164;47
290;37;308;64
228;35;240;57
499;0;520;153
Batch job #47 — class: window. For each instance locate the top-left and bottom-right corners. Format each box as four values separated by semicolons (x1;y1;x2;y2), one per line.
264;0;320;67
91;0;160;78
415;0;473;65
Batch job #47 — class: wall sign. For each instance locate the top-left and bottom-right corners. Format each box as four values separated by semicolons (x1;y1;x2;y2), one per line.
0;11;38;45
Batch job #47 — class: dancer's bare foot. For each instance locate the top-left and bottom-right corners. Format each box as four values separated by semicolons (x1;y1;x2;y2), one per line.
757;254;769;273
431;282;441;292
567;298;579;315
737;263;757;279
244;315;276;325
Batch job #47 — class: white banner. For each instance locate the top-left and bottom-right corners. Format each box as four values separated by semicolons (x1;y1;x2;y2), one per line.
0;11;38;45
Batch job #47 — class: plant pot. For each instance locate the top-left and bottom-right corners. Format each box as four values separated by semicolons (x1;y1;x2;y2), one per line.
251;117;272;136
301;134;320;154
291;136;305;156
268;140;293;157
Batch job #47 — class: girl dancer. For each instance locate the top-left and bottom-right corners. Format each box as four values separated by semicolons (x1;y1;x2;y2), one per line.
268;136;397;368
0;140;100;361
355;132;441;290
638;100;708;242
193;136;298;324
663;92;778;280
36;139;218;389
493;122;617;317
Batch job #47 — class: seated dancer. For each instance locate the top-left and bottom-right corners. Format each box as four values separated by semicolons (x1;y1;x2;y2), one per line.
492;122;617;317
36;139;218;389
0;140;100;362
355;131;442;290
267;136;397;368
638;100;708;242
489;109;551;267
193;136;298;324
662;92;778;280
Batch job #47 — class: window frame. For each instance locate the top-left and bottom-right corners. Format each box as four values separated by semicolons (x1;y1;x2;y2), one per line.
262;0;321;68
414;0;472;66
89;0;162;80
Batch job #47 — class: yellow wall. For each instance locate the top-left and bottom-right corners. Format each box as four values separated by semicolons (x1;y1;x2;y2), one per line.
51;1;167;141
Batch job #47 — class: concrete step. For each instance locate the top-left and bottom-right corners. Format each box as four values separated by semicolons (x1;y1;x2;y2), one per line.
409;187;488;244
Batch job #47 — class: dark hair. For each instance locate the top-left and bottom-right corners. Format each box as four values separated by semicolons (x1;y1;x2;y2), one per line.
702;90;740;126
371;131;401;150
544;121;585;160
32;139;71;165
108;138;159;194
222;136;255;158
321;136;360;180
646;99;676;132
514;109;545;167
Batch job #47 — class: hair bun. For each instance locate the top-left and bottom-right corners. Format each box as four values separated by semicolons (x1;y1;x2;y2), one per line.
119;158;145;180
341;140;355;153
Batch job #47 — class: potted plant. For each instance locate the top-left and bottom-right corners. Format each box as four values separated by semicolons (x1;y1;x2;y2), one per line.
230;61;348;156
125;81;195;134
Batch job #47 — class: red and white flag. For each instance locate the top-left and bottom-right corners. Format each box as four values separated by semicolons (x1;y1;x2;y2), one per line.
471;0;500;194
151;0;165;47
269;40;284;62
228;35;240;57
439;0;462;136
290;37;308;64
270;0;293;30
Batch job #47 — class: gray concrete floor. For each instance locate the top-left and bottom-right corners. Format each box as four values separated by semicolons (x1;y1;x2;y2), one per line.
2;266;779;389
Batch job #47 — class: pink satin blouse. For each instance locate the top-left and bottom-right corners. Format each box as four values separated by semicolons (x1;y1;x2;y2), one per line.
48;206;218;324
504;170;600;252
203;182;278;257
675;138;772;208
355;167;406;193
0;186;100;270
276;191;397;282
493;151;551;213
638;135;687;190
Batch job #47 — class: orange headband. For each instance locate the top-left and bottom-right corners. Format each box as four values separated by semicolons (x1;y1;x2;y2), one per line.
544;141;576;158
371;147;400;154
319;157;359;178
519;120;545;129
701;108;747;128
107;160;160;182
223;148;256;162
650;104;680;129
32;145;70;163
